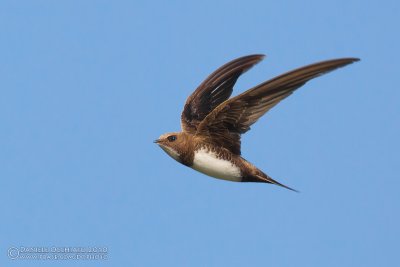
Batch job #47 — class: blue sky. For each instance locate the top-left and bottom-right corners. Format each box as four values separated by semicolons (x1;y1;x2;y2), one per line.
1;0;399;266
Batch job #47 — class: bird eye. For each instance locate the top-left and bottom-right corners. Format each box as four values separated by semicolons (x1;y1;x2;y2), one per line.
167;135;177;142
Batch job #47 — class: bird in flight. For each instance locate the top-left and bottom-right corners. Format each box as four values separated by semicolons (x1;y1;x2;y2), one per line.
155;54;359;191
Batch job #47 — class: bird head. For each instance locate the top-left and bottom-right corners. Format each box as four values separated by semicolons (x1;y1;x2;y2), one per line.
154;132;189;162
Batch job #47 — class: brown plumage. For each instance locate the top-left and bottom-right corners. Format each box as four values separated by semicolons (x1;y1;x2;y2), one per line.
155;54;359;191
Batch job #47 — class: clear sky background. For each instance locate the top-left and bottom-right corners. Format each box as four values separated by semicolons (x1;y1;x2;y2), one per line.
1;1;399;266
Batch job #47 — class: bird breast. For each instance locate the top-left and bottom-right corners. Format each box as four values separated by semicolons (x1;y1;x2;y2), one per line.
192;148;242;182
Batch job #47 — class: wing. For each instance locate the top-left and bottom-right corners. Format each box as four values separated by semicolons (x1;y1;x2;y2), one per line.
196;58;360;154
181;54;265;134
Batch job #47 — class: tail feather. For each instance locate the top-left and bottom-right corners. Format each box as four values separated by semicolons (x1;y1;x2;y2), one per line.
255;174;299;192
240;159;298;192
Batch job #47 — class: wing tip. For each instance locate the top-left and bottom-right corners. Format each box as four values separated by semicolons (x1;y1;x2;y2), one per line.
242;54;266;62
342;57;361;64
332;57;361;67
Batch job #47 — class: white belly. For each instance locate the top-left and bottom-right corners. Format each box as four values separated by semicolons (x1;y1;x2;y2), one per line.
192;148;242;182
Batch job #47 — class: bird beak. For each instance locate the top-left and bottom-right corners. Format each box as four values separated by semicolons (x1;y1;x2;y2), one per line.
153;139;160;144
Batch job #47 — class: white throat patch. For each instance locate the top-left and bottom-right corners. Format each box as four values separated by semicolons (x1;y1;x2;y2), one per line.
160;145;180;162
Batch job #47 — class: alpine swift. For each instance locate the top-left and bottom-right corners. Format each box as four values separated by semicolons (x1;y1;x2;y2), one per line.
155;54;359;191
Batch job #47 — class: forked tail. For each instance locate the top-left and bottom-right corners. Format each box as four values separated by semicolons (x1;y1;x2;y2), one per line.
243;171;298;192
